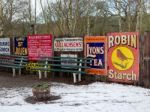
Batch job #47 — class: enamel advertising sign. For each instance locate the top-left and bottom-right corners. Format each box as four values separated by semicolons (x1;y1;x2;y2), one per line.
107;32;139;83
14;37;27;56
28;34;53;60
54;37;83;51
0;38;10;55
84;36;107;75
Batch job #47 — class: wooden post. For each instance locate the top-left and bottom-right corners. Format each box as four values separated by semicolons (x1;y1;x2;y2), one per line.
12;68;16;77
19;69;21;76
73;73;77;83
78;59;82;82
38;70;42;79
19;57;23;76
44;58;48;78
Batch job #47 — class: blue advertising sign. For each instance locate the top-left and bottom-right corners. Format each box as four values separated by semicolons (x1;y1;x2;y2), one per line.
84;36;107;75
14;37;27;55
86;42;105;69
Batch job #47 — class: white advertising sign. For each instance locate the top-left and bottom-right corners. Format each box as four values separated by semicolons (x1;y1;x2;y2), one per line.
0;38;10;55
54;37;83;51
61;54;77;68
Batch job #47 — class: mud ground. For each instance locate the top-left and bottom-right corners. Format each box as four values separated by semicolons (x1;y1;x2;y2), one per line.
0;69;93;88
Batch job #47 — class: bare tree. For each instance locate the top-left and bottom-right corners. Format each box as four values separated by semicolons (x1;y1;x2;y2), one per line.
136;0;144;32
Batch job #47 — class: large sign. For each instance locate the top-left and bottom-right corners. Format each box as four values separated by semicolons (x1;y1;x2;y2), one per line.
84;36;107;75
107;32;139;83
0;38;10;55
54;37;83;51
14;37;27;55
28;34;53;60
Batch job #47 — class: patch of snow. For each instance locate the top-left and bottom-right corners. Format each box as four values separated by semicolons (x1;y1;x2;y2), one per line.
0;82;150;112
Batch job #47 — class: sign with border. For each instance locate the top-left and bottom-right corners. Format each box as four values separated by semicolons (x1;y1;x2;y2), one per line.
14;37;27;56
28;34;53;61
0;38;10;55
54;37;83;51
84;36;107;75
107;32;139;83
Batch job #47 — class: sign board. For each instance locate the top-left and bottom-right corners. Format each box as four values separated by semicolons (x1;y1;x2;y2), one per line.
0;38;10;55
14;37;27;55
84;36;107;75
54;37;83;51
61;54;77;68
28;34;53;60
107;32;139;83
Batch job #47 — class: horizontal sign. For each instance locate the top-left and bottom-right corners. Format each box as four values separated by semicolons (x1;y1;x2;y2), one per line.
84;36;107;75
0;38;10;55
61;54;77;68
54;37;83;51
28;34;53;60
107;32;139;83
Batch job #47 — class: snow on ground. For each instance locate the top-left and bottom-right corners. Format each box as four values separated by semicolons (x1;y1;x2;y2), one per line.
0;82;150;112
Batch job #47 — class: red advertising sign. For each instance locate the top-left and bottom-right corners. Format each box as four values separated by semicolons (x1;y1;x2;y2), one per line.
84;36;107;75
107;32;139;83
28;34;53;60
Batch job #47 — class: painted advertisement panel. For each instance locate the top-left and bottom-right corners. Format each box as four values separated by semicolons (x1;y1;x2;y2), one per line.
0;38;10;55
107;32;139;83
14;37;27;56
54;37;83;51
28;34;53;60
84;36;107;75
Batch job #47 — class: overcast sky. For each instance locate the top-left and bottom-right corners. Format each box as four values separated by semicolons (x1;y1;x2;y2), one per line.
31;0;56;15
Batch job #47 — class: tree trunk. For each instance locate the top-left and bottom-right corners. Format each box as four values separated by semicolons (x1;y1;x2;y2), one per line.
87;2;90;36
136;0;143;32
0;0;3;36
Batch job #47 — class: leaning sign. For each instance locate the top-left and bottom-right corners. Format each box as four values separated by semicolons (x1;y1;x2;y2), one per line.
28;34;53;60
0;38;10;55
84;36;107;75
107;32;139;83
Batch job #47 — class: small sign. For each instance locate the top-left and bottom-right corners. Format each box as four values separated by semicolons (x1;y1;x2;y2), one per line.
61;54;77;68
14;37;27;55
54;37;83;51
0;38;10;55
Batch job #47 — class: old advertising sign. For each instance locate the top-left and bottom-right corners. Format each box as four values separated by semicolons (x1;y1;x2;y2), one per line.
54;37;83;51
28;34;53;60
0;38;10;55
84;36;107;75
61;54;77;68
14;37;27;56
107;32;139;83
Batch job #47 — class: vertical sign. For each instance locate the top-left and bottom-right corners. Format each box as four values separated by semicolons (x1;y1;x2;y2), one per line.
28;34;53;60
84;36;107;75
0;38;10;55
107;32;139;83
14;37;27;55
